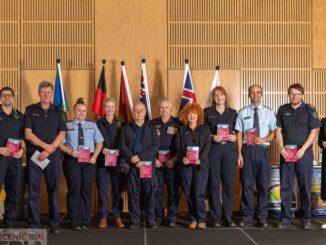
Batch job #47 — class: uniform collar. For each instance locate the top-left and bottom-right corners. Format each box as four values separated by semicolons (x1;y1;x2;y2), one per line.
0;105;16;116
250;103;263;111
73;120;86;126
36;102;55;110
212;106;230;114
290;101;305;110
159;116;174;124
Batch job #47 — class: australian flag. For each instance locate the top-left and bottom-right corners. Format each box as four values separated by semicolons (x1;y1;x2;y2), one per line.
179;61;196;112
140;59;152;120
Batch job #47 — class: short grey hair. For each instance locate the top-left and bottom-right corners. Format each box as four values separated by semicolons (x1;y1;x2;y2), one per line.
38;81;53;92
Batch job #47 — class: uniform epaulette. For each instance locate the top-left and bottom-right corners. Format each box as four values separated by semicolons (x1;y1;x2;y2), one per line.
308;104;316;110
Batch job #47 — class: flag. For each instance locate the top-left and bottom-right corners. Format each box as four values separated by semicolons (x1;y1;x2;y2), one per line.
119;61;133;123
205;65;220;107
53;59;69;113
179;60;196;112
140;59;152;120
92;60;107;117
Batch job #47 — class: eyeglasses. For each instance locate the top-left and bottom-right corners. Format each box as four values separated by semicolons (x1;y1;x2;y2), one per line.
0;94;14;98
290;93;302;97
134;109;145;114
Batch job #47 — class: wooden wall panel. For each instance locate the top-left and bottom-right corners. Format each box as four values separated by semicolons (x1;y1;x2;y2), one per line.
168;0;239;69
313;0;326;68
21;0;94;69
0;0;20;107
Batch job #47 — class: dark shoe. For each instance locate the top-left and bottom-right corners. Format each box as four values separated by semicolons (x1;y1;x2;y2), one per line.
49;227;61;234
81;225;88;230
257;219;268;228
239;220;251;228
223;218;236;228
302;222;311;229
167;221;177;227
130;223;141;229
3;223;14;229
70;224;81;231
147;223;158;229
277;222;288;229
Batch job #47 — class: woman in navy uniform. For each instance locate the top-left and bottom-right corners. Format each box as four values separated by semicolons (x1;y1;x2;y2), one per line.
0;87;24;228
60;98;104;231
176;102;211;229
96;97;125;229
204;86;237;228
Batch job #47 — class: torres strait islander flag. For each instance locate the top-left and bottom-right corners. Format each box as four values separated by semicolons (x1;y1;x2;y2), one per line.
179;59;196;113
92;59;107;117
53;59;69;113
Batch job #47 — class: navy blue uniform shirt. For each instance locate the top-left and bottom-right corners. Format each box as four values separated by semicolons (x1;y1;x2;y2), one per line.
24;103;67;151
0;106;24;147
204;106;237;137
150;116;181;156
276;102;321;147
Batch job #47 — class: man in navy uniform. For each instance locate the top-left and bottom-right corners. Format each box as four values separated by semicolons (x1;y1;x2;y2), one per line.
235;84;276;228
276;83;320;229
0;87;24;228
119;102;160;229
24;81;67;233
151;99;180;227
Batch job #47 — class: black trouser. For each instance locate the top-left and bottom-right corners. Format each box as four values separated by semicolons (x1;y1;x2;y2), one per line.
208;142;236;222
240;145;270;222
63;155;96;226
27;150;61;228
0;156;22;225
96;165;122;219
181;165;208;223
128;167;155;225
154;167;179;223
280;149;313;224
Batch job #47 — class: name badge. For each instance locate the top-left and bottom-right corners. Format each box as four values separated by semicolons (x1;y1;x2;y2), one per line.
244;116;251;120
32;113;40;117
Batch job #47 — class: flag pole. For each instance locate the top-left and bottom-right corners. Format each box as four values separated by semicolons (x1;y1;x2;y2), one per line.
56;58;66;112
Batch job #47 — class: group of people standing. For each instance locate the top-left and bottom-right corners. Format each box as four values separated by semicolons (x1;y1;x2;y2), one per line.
0;80;324;234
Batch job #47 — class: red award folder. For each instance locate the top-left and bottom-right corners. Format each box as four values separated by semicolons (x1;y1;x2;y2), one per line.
140;161;152;178
245;128;258;145
6;138;21;157
285;145;297;162
217;124;229;142
105;149;118;167
158;150;170;164
186;146;199;164
78;146;91;163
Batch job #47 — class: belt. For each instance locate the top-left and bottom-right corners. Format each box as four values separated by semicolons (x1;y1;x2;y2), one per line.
243;144;269;148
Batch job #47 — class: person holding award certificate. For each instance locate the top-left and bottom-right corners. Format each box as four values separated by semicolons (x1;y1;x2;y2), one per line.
24;81;67;233
0;86;24;228
276;83;320;229
204;86;237;228
235;84;276;228
150;99;181;227
119;102;160;229
175;103;211;229
60;98;104;231
96;97;125;229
